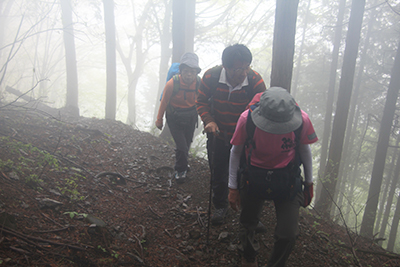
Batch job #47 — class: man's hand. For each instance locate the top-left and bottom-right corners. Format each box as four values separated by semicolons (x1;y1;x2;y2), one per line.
155;120;163;130
204;121;219;136
228;188;240;212
303;182;313;207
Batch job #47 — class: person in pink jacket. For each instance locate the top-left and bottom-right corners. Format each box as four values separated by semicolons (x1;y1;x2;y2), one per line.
228;87;318;267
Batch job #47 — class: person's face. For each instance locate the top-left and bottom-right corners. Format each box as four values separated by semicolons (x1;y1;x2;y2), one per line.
225;61;250;87
181;67;197;85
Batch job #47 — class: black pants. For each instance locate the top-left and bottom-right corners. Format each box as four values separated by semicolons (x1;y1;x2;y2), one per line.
166;113;197;173
239;186;303;266
207;135;231;209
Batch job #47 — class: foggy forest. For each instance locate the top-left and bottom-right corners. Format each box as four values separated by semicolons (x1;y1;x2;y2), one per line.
1;0;400;265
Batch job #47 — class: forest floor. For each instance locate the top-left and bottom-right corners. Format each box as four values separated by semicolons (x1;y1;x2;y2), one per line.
0;106;400;267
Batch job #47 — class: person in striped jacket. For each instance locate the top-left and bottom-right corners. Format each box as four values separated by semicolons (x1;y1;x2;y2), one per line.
196;44;266;225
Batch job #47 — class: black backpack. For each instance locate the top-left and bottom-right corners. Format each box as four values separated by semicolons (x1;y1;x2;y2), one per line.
238;104;303;200
242;103;303;166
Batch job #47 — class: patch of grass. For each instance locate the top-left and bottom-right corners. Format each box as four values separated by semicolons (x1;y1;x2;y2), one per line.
63;211;88;219
0;136;62;188
56;173;86;201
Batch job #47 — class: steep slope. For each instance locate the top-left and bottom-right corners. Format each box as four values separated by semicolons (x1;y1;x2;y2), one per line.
0;107;399;266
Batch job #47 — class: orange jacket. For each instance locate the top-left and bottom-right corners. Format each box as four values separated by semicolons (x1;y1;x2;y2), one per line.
156;75;198;124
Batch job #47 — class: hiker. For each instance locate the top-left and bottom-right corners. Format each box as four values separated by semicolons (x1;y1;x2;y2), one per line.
228;87;318;267
156;52;201;184
196;44;266;225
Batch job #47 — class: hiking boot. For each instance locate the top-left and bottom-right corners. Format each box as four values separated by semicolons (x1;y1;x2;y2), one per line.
211;207;228;225
175;170;187;184
255;221;267;234
241;257;258;267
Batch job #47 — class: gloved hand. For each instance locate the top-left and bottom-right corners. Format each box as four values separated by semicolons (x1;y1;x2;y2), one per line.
303;183;313;207
228;188;240;211
204;121;219;136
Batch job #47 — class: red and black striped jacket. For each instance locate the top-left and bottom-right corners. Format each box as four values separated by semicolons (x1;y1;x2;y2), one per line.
196;65;266;142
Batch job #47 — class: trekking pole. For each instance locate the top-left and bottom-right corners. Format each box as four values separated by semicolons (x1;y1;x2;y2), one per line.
206;132;218;246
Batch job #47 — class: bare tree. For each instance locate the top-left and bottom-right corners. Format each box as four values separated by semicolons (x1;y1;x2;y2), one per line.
0;0;13;66
103;0;117;120
116;0;154;126
315;0;365;216
360;39;400;239
60;0;79;116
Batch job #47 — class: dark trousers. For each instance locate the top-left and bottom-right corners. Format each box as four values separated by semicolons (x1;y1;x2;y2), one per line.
166;114;197;173
239;187;303;266
207;135;231;209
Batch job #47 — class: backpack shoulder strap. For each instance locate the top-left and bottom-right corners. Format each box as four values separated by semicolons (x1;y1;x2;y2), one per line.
210;65;223;78
243;107;257;169
209;65;222;93
238;108;256;181
207;66;223;116
195;75;201;93
171;74;200;102
171;74;181;98
247;69;256;85
294;124;303;144
293;123;304;166
244;69;259;100
245;107;257;149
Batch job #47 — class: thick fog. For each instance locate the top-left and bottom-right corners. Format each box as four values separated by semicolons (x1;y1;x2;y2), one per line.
1;0;400;253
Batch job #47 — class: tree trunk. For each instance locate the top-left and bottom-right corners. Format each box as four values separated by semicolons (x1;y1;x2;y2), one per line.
387;192;400;252
160;0;196;140
378;144;400;242
375;133;400;235
344;112;370;223
153;0;173;125
315;0;365;216
315;0;346;203
60;0;79;116
125;45;146;126
270;0;299;91
185;0;196;53
360;39;400;238
374;147;400;237
103;0;117;120
334;3;376;213
291;0;311;98
171;0;186;62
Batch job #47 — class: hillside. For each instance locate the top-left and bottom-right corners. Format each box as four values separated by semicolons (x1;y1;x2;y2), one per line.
0;106;399;266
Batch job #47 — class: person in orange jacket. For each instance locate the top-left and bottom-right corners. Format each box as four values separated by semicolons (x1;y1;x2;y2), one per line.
156;52;201;183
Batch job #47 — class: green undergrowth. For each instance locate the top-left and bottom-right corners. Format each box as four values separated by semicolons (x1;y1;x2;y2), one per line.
0;136;86;201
